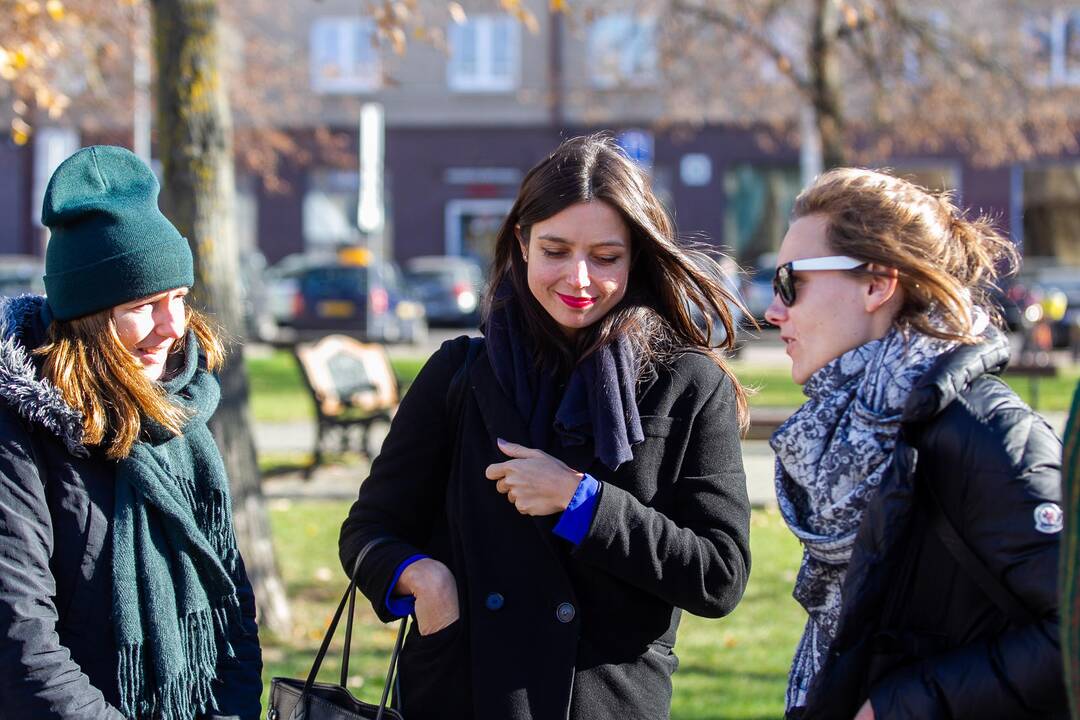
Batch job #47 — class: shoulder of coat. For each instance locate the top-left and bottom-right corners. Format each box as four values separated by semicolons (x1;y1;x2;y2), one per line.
915;375;1058;478
655;348;728;396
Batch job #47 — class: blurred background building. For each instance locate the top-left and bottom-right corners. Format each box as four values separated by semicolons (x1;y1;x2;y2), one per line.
2;0;1079;281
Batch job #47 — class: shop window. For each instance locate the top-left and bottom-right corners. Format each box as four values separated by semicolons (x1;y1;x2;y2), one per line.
303;170;362;249
1022;165;1080;263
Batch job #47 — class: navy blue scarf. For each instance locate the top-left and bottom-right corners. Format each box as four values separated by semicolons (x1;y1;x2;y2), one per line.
484;282;643;471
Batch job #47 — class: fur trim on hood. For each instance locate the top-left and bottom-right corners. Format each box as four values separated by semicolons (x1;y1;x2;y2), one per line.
0;294;87;456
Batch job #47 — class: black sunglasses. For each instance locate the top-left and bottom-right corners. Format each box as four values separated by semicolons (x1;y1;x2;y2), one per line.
772;256;868;307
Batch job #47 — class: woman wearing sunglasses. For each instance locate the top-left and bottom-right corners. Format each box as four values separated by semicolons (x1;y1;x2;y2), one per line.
766;168;1066;719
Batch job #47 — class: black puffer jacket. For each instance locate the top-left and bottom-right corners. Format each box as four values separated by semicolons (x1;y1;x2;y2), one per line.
797;331;1066;719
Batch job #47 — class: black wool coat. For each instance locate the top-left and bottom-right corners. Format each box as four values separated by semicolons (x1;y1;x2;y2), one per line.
339;336;751;720
0;296;262;720
794;332;1067;719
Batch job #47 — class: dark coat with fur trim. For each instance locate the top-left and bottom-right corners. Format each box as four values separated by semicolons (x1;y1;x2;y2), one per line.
0;295;262;720
794;332;1067;719
339;336;751;720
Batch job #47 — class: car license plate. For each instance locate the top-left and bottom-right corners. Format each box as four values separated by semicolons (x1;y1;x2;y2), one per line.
317;300;355;318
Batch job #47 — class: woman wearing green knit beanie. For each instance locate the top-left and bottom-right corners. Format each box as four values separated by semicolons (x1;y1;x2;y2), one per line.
0;145;262;719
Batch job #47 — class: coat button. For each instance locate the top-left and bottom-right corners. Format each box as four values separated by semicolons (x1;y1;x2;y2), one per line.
555;602;576;623
485;592;504;611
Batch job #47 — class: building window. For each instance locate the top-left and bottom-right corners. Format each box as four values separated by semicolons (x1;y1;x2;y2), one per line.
310;17;380;94
445;198;514;262
303;170;361;249
587;13;658;89
1022;165;1080;262
1027;8;1080;85
447;15;520;92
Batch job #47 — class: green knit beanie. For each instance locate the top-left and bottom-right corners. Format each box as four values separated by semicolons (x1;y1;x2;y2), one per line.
41;145;194;321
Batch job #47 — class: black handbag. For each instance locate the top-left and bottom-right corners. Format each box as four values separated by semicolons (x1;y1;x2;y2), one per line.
268;539;407;720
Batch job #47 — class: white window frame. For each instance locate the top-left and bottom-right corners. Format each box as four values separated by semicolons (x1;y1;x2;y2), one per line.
445;199;514;256
587;13;658;90
310;17;381;94
447;15;520;93
1027;8;1080;86
303;169;362;249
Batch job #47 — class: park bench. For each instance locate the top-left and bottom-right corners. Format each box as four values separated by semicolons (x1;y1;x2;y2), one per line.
746;406;792;441
291;335;399;478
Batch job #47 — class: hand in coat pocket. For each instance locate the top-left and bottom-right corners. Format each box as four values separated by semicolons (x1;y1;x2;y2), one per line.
487;438;583;516
396;558;460;636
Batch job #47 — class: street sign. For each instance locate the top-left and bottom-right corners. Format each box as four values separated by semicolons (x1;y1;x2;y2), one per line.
616;129;653;169
680;153;712;187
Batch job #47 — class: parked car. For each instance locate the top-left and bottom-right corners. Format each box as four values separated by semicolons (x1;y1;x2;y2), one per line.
0;255;44;297
263;252;328;333
285;249;427;344
742;252;777;324
403;255;485;327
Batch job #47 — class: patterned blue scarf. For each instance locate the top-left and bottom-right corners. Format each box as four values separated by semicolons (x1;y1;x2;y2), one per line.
771;323;961;711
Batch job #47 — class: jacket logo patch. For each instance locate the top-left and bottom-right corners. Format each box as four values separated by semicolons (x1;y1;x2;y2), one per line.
1034;502;1063;534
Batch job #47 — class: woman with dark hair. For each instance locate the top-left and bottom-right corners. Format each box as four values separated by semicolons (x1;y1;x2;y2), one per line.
339;134;751;720
766;167;1066;719
0;145;262;719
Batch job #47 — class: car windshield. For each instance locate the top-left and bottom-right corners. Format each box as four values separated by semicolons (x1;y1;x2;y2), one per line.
303;266;370;296
405;269;458;285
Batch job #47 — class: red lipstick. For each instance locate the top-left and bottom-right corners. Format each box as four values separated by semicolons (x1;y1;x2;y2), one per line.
557;293;595;309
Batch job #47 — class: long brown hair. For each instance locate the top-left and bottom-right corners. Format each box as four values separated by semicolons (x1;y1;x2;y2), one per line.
792;167;1019;342
484;133;749;430
34;307;225;459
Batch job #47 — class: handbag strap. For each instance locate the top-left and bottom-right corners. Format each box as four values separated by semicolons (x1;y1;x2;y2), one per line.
297;537;406;717
446;336;482;432
925;481;1038;625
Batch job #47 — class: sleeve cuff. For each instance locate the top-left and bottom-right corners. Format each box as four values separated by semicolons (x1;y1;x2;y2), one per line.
384;554;428;618
553;473;601;546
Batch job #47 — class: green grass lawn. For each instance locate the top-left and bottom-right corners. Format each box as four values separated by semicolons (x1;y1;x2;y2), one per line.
263;501;804;719
246;348;1079;424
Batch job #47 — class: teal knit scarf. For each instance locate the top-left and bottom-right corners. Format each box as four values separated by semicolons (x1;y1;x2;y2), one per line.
112;331;241;720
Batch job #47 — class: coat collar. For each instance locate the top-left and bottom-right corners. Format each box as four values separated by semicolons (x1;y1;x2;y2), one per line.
0;294;87;456
469;344;595;555
901;325;1010;425
469;344;597;474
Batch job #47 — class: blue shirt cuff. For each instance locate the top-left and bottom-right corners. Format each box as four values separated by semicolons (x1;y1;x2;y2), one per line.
384;554;428;618
553;473;601;546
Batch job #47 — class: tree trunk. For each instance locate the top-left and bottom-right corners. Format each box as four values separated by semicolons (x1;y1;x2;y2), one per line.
809;0;846;169
151;0;291;638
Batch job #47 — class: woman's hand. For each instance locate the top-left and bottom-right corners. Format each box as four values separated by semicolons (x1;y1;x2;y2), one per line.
395;558;459;636
485;438;582;516
853;699;875;720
